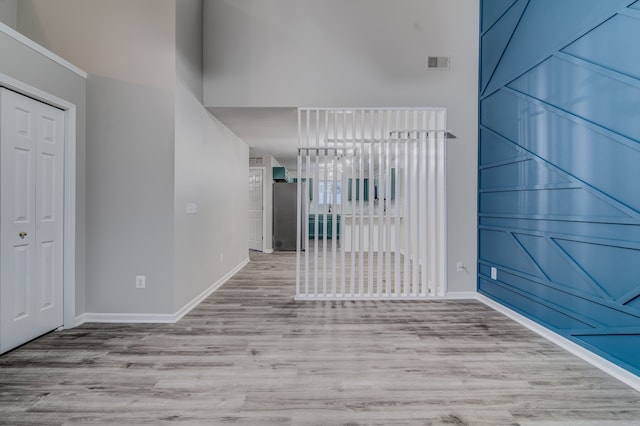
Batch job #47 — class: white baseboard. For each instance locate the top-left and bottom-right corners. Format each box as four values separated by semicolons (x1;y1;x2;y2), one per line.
295;291;477;301
477;293;640;393
75;257;250;326
263;248;274;254
75;312;176;325
172;257;250;322
444;291;477;300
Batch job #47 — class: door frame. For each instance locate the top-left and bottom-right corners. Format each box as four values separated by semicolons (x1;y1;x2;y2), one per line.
249;166;268;253
1;72;77;329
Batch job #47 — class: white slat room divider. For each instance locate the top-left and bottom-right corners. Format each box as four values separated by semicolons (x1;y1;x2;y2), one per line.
296;108;448;300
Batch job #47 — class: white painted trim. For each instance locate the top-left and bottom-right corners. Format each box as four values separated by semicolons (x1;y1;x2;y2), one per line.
0;22;87;79
444;291;477;300
264;248;274;254
75;312;175;325
76;257;250;326
477;293;640;393
63;105;76;329
172;257;250;322
295;292;476;302
0;73;77;331
0;73;76;109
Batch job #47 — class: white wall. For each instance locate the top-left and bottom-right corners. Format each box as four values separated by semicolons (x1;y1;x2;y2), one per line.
0;0;16;28
203;0;479;292
17;0;177;314
174;0;249;311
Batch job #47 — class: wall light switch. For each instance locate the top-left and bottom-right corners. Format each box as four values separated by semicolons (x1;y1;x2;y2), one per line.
426;56;450;69
490;267;497;280
136;275;146;289
186;202;198;214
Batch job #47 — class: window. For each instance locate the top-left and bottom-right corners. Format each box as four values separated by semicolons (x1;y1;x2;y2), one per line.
317;181;342;206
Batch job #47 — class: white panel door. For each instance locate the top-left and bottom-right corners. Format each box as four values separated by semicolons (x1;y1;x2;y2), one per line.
1;88;65;353
248;168;263;251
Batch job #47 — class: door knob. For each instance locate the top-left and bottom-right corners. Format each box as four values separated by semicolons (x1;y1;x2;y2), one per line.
19;231;27;239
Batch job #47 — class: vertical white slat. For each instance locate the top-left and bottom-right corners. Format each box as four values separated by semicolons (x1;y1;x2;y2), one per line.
393;110;402;296
296;109;303;298
411;112;419;297
384;111;392;296
368;110;374;296
301;125;307;296
331;114;337;298
303;111;311;297
437;110;447;297
322;113;329;296
403;112;411;296
307;110;320;297
340;112;347;297
420;112;429;297
427;111;437;296
304;147;310;297
377;111;384;296
350;111;356;297
358;110;365;296
306;115;318;297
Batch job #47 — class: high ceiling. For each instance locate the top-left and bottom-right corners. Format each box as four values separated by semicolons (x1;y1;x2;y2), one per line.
209;107;299;170
203;0;479;172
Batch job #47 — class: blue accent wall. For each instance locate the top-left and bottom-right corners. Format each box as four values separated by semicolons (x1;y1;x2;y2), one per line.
479;0;640;376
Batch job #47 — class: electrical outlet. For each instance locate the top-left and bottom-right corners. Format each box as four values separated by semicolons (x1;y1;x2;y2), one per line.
136;275;146;289
490;267;497;280
456;261;464;272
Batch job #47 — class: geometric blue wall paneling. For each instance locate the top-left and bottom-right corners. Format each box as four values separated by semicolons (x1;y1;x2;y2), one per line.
626;295;640;310
479;229;546;278
509;55;640;142
554;239;640;302
480;159;571;189
479;217;640;244
481;90;640;215
478;278;597;329
480;129;523;165
479;216;640;246
479;268;640;328
512;233;606;298
563;14;640;80
481;0;529;92
480;188;630;219
480;0;640;376
482;0;519;31
483;0;631;97
572;334;640;376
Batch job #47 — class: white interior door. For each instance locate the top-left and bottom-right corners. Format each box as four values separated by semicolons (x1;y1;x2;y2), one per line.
1;88;65;353
248;168;264;251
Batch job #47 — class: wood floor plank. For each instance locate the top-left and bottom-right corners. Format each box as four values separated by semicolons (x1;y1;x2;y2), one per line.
0;251;639;425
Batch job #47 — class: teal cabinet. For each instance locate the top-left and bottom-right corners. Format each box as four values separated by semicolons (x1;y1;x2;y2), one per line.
347;179;369;201
347;169;395;201
273;166;292;182
308;214;340;239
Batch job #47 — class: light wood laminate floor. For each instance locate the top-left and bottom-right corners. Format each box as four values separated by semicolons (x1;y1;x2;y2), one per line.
1;251;639;425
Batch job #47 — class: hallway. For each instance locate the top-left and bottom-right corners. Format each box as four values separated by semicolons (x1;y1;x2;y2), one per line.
0;251;638;425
